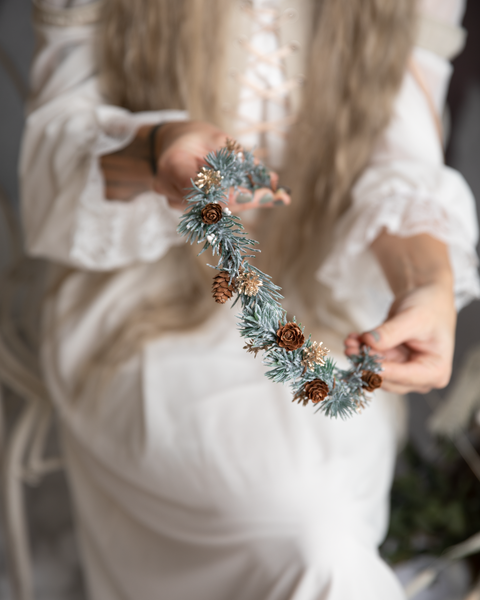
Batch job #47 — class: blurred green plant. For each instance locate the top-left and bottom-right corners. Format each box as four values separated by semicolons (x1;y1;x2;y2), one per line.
381;436;480;564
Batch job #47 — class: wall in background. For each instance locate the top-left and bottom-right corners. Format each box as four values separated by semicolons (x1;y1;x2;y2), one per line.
0;0;33;206
447;0;480;371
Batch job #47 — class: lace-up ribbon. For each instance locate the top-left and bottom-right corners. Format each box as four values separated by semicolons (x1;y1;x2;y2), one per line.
233;1;304;161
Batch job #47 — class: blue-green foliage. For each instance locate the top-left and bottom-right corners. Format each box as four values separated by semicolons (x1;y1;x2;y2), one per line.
177;147;382;419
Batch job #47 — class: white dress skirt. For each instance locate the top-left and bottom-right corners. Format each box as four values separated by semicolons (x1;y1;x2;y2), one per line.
21;0;479;598
43;289;405;600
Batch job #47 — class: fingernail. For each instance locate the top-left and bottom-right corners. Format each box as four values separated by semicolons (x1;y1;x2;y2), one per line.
273;199;285;206
236;192;253;204
259;193;274;205
368;330;380;342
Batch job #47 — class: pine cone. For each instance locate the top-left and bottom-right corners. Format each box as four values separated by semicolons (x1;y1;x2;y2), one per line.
304;379;329;404
361;370;383;392
202;203;223;224
277;322;305;351
212;271;234;304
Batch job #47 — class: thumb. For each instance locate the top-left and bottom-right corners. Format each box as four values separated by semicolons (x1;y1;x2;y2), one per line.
155;151;200;197
361;310;419;351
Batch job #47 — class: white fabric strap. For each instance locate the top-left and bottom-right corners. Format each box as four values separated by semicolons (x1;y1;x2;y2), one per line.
408;57;444;147
416;14;466;60
33;0;102;27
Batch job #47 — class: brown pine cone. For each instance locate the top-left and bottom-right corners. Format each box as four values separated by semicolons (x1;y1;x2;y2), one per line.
277;322;305;351
202;203;223;225
212;271;234;304
304;379;329;404
361;370;383;392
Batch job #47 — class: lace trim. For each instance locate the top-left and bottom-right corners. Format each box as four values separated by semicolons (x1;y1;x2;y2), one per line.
319;190;480;311
69;108;187;270
71;159;182;270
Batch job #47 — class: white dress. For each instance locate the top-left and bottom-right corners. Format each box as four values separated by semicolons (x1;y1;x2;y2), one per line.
20;1;479;599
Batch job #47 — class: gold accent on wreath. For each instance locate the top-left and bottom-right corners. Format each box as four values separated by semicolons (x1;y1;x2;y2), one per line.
236;270;262;297
301;341;330;371
194;167;223;193
225;138;243;154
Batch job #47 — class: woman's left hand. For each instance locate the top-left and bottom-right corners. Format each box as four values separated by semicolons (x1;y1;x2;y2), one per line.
344;232;457;395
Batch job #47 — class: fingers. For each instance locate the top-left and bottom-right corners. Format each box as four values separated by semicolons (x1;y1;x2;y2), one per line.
344;318;451;394
272;187;291;205
344;279;456;394
381;356;452;393
154;123;291;213
344;333;362;355
357;308;452;392
344;342;450;393
229;186;291;212
153;121;228;201
154;150;201;201
270;171;279;192
359;309;424;353
156;161;291;213
344;337;452;394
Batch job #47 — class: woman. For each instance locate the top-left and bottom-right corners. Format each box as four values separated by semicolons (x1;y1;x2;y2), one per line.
21;0;479;598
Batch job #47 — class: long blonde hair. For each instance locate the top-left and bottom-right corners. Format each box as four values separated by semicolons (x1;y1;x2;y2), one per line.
66;0;416;384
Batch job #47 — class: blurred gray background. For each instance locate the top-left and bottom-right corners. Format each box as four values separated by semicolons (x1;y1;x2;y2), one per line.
0;0;479;598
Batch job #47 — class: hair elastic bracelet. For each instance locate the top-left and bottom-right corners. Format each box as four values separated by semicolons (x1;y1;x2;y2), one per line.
149;123;165;175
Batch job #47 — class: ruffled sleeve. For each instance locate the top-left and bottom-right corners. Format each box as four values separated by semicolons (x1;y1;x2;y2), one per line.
318;26;480;316
20;1;187;271
319;160;479;312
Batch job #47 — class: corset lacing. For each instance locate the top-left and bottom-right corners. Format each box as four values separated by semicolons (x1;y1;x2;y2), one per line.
232;0;304;167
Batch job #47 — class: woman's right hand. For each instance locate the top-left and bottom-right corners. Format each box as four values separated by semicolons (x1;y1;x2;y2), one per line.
152;121;228;209
153;121;290;211
101;120;290;209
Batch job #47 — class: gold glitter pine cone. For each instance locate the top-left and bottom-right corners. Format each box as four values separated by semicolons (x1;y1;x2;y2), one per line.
301;341;330;371
195;167;223;193
225;138;243;154
236;270;262;297
201;203;223;225
304;379;330;404
361;370;383;392
277;322;305;351
212;271;235;304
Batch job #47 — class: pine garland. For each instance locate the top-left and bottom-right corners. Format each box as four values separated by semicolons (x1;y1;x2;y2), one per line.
177;142;383;419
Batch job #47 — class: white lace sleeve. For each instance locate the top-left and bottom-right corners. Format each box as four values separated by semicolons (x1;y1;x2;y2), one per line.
69;107;187;270
318;39;480;317
20;3;187;271
319;161;479;312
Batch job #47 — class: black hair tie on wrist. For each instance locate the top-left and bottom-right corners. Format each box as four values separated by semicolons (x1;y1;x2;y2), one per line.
149;123;165;175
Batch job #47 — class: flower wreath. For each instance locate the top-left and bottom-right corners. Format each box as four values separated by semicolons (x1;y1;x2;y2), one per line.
177;140;382;419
